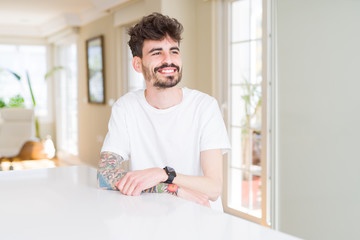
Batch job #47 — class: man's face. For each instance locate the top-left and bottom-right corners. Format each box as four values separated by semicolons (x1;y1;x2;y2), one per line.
139;35;182;89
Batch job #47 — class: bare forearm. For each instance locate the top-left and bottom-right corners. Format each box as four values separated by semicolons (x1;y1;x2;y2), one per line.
173;174;222;201
174;149;223;201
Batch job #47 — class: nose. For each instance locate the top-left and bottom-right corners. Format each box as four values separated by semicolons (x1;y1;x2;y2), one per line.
162;52;172;65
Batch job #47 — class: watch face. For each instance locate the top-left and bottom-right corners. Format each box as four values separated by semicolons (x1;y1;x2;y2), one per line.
166;166;176;177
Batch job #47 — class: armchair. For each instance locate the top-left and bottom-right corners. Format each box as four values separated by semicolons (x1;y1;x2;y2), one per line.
0;108;35;158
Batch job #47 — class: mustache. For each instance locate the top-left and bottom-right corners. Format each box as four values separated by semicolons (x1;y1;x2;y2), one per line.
154;63;180;73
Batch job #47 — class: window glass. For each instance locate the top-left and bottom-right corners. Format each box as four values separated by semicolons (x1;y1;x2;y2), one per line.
56;44;78;155
231;42;250;84
124;26;145;93
251;0;263;39
228;0;264;219
232;0;250;42
0;44;47;115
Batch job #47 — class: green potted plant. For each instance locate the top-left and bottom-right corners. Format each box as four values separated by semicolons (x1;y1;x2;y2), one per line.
0;98;6;108
7;94;25;108
1;67;62;139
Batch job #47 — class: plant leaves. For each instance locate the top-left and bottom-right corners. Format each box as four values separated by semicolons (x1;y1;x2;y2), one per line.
0;98;6;108
45;66;63;80
26;70;36;107
0;68;21;81
8;70;21;81
8;94;25;107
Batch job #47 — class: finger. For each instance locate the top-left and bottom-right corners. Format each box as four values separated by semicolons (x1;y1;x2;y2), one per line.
122;175;138;195
117;173;129;192
121;178;134;195
202;197;211;208
121;177;132;195
125;180;138;196
132;184;143;196
197;198;210;208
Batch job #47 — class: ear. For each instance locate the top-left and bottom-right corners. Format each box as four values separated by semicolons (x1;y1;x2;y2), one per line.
132;57;142;73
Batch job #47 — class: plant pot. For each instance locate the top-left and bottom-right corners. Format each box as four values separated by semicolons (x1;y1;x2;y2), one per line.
17;140;48;160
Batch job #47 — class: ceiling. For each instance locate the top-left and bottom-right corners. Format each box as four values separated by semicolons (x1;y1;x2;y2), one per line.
0;0;131;37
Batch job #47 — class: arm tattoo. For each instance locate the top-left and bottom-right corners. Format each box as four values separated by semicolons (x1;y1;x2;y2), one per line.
97;151;128;190
142;183;179;196
97;151;178;196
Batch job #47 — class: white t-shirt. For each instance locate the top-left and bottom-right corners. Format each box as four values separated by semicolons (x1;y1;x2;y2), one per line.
101;87;231;211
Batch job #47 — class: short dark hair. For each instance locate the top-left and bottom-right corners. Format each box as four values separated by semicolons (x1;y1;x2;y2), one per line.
128;12;184;58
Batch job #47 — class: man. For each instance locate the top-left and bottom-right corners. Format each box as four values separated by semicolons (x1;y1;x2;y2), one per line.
97;13;230;211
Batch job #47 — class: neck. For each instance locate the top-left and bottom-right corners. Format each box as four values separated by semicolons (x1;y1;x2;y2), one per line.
145;86;182;109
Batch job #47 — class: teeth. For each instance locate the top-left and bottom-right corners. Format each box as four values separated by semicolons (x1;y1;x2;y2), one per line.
161;69;175;73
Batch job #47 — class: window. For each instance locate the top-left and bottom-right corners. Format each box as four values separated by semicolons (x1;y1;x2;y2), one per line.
122;25;145;93
0;44;47;116
55;44;78;156
224;0;270;225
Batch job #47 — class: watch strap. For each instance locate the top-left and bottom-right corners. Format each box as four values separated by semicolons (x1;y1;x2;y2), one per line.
163;166;176;184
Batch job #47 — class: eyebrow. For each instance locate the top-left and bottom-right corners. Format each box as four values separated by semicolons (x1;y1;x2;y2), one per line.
148;48;162;54
170;47;180;52
148;46;180;54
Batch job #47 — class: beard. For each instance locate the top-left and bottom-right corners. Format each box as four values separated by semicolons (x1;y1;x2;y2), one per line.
142;63;182;89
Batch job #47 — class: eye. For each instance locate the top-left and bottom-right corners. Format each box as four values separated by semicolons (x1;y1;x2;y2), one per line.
152;52;161;56
171;50;179;54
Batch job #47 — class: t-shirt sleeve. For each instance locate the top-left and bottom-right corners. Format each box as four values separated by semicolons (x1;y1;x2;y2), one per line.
200;98;231;154
101;101;131;160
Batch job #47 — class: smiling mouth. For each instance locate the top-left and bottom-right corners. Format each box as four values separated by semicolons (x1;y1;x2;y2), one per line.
158;68;176;74
154;64;180;74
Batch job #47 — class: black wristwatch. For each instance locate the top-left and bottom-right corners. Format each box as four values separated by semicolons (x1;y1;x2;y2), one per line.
163;166;177;184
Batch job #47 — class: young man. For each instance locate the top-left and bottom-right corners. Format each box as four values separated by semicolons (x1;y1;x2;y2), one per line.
97;13;230;211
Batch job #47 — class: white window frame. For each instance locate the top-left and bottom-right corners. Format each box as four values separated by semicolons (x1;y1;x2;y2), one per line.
220;0;272;227
54;43;78;157
50;28;80;162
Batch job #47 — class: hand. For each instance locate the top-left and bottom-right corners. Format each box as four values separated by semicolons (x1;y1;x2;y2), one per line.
117;168;168;196
177;186;210;208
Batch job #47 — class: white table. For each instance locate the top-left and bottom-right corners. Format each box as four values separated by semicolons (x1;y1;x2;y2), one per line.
0;166;299;240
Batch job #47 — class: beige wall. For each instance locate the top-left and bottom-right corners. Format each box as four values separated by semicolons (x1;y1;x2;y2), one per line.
194;0;214;96
162;0;215;95
77;0;215;166
78;15;116;167
161;0;197;90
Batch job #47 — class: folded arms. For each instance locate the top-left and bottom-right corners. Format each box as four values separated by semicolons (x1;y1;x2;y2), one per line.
97;149;223;207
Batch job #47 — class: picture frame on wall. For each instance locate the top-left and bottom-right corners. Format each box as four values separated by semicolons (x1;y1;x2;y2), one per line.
86;35;105;104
